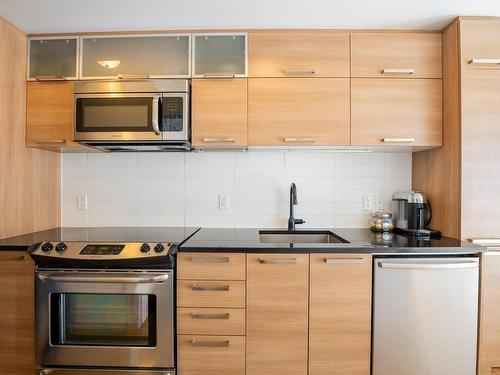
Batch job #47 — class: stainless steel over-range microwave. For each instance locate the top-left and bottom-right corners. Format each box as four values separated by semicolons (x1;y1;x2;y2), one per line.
74;80;190;152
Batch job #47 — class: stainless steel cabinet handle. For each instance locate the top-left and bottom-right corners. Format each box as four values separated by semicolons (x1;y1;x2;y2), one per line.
284;67;317;75
381;68;416;74
0;255;25;261
202;138;235;143
203;73;236;78
152;95;161;136
377;261;479;270
284;137;317;143
191;339;230;347
468;58;500;65
381;137;416;143
192;312;230;320
117;73;151;79
35;139;67;145
191;284;230;292
325;258;365;265
38;274;169;283
34;76;67;81
258;258;297;264
191;256;230;263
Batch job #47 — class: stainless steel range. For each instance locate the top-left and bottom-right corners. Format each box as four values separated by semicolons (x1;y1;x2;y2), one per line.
29;227;196;375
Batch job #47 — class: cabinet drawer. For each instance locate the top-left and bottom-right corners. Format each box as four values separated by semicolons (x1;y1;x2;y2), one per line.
177;307;245;335
248;78;350;146
177;252;246;280
177;280;245;308
249;31;349;77
351;78;442;147
177;335;245;375
351;33;442;78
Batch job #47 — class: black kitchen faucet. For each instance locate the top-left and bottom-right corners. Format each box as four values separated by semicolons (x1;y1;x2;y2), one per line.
288;182;305;231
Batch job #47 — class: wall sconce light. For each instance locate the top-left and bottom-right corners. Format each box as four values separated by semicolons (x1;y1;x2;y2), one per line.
97;60;121;69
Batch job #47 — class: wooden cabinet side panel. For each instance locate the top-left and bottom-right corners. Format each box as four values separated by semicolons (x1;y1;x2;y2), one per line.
246;253;309;375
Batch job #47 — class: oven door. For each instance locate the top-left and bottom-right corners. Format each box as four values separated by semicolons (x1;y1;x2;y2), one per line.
74;93;162;142
35;269;174;369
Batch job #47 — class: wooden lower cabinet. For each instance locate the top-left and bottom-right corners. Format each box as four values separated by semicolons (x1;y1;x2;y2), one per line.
0;251;36;375
309;254;372;375
177;335;245;375
246;253;309;375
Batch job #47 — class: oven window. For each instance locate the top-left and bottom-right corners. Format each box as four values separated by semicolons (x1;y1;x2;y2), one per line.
76;98;153;132
50;293;157;347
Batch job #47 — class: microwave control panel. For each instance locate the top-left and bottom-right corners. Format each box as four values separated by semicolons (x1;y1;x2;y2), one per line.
162;97;184;132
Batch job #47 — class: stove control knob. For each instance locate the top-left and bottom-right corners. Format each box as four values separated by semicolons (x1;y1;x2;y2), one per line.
55;242;67;252
154;243;165;253
41;242;53;252
140;243;150;253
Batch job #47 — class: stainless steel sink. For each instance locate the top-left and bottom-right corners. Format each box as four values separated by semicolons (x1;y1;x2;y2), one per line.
259;230;349;244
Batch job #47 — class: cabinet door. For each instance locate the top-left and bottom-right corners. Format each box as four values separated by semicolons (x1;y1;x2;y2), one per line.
193;33;247;77
351;78;442;147
309;254;372;375
26;81;81;150
28;37;78;80
351;33;442;78
81;34;190;79
192;79;248;148
0;252;36;374
249;31;349;77
461;19;500;72
247;254;309;375
248;78;350;146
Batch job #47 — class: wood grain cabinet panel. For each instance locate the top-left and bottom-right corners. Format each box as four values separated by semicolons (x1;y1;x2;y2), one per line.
177;335;245;375
351;33;442;78
191;78;248;148
249;31;350;77
246;253;309;375
461;19;500;73
177;307;246;336
177;280;245;308
0;252;36;375
309;254;372;375
248;78;350;146
26;81;81;151
351;78;442;147
177;252;246;280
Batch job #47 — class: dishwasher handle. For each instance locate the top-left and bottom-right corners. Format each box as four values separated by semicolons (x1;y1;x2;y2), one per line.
377;260;479;270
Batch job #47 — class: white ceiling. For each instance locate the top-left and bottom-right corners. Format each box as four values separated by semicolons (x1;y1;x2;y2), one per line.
1;0;499;34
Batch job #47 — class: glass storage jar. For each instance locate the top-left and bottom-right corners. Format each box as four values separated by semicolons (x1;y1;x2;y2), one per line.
370;212;395;232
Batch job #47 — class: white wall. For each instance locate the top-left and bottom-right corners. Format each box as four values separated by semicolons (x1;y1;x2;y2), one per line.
62;151;411;228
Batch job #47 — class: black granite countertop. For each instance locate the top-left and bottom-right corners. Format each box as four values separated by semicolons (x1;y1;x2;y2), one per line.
0;227;200;251
179;228;484;254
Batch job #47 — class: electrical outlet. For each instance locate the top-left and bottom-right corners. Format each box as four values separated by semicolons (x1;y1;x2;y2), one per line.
77;194;88;210
375;196;384;211
363;196;373;211
218;194;230;210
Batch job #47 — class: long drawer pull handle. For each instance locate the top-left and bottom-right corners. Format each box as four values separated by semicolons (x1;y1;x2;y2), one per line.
258;258;297;264
192;312;230;320
203;73;236;78
117;73;150;79
325;258;365;265
381;137;415;143
378;261;479;270
191;256;230;263
191;339;230;347
34;76;67;81
468;58;500;65
35;139;67;145
284;67;317;75
284;137;317;143
202;138;235;143
0;255;25;262
191;284;230;292
381;68;415;74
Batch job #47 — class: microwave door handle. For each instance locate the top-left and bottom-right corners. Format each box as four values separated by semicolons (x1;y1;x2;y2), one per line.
152;95;161;136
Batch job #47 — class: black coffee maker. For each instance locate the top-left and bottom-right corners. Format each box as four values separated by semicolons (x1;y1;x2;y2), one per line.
392;191;441;238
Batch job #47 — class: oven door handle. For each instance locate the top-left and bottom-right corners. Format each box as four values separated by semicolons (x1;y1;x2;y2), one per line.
37;273;169;284
152;95;161;136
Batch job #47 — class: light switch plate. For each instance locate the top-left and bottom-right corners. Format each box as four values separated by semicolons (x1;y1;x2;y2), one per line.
77;194;88;210
218;194;230;210
375;196;384;210
363;196;373;211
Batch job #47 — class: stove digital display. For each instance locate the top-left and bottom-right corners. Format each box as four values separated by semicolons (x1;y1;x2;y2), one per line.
80;244;125;255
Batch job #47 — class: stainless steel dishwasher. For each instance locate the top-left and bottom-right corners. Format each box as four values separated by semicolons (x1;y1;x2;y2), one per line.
372;256;479;375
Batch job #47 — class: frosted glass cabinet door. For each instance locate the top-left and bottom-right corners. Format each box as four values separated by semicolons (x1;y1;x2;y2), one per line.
28;37;78;80
193;33;248;77
81;35;190;78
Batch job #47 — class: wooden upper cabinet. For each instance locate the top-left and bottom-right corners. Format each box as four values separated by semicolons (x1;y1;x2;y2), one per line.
246;254;309;375
351;32;442;78
191;79;248;148
249;31;350;77
309;254;372;375
351;78;442;147
26;81;81;150
460;18;500;73
248;78;350;146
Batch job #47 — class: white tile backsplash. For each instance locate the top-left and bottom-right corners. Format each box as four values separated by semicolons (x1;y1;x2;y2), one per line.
61;151;412;228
